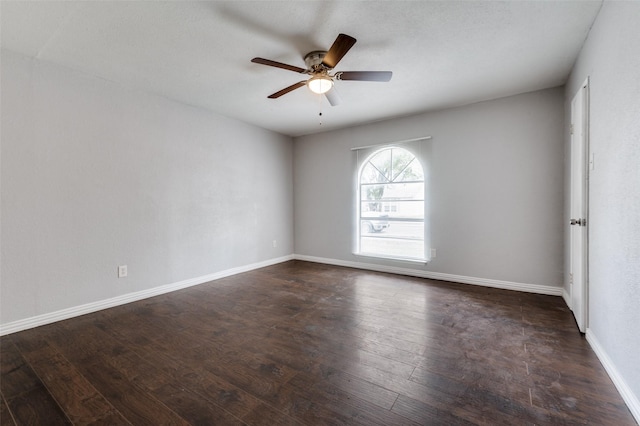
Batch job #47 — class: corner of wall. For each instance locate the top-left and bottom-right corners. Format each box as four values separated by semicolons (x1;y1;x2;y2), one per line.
586;329;640;423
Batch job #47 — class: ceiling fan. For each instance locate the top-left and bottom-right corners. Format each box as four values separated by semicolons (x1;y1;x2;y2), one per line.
251;33;392;106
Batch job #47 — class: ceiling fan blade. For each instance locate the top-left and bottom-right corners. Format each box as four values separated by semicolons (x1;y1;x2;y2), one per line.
267;81;307;99
251;57;306;73
321;33;357;69
335;71;392;82
325;88;342;106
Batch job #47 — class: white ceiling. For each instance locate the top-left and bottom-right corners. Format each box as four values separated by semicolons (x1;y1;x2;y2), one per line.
1;1;602;137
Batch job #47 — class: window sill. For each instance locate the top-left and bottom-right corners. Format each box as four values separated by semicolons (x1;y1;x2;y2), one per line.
354;252;430;264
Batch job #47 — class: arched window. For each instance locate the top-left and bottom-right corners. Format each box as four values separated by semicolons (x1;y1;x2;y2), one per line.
357;146;425;261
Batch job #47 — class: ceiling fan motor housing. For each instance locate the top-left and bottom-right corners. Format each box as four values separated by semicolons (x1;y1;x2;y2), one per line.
304;51;329;71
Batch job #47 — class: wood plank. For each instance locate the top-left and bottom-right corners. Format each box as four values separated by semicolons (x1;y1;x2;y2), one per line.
150;382;245;425
4;387;71;426
1;395;17;426
77;361;189;425
11;337;128;424
1;336;71;425
240;401;304;426
131;346;264;419
288;366;399;411
0;338;43;399
391;394;478;426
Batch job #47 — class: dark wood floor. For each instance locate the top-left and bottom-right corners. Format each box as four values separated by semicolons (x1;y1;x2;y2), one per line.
1;261;635;425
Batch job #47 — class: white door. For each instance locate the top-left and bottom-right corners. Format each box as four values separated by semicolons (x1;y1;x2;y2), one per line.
569;79;589;333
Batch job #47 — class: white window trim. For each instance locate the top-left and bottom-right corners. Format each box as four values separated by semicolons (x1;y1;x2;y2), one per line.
353;252;429;264
355;145;428;263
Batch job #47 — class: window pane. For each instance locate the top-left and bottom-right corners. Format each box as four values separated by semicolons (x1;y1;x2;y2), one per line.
369;149;392;182
361;182;423;201
383;221;424;240
360;219;390;235
378;182;423;201
360;162;386;184
360;237;424;260
361;184;387;202
391;150;415;181
394;160;424;182
362;200;424;220
360;221;424;259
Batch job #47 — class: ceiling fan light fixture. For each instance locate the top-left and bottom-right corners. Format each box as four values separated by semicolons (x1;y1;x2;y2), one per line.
307;75;333;94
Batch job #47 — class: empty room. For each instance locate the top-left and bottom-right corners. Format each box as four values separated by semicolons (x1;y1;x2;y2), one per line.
1;1;639;425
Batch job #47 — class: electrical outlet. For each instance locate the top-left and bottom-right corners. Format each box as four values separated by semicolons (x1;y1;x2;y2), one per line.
118;265;128;278
430;248;437;259
272;240;277;248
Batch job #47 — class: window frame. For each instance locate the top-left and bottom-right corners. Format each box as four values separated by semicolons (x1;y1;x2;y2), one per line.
355;145;428;263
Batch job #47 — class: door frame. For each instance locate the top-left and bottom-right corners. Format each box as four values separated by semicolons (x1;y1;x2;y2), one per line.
569;77;590;333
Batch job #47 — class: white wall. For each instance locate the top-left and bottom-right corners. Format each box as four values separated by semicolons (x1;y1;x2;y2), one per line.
294;87;565;289
565;1;640;417
0;50;294;326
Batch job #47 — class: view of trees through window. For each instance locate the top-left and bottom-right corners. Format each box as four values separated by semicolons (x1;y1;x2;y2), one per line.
358;147;425;260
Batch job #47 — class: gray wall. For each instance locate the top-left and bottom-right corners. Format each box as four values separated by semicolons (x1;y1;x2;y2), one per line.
1;50;294;325
294;87;565;288
565;0;640;409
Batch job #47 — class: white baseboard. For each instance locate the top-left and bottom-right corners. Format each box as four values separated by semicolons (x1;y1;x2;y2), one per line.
586;329;640;424
0;255;294;336
563;288;572;309
293;254;563;296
